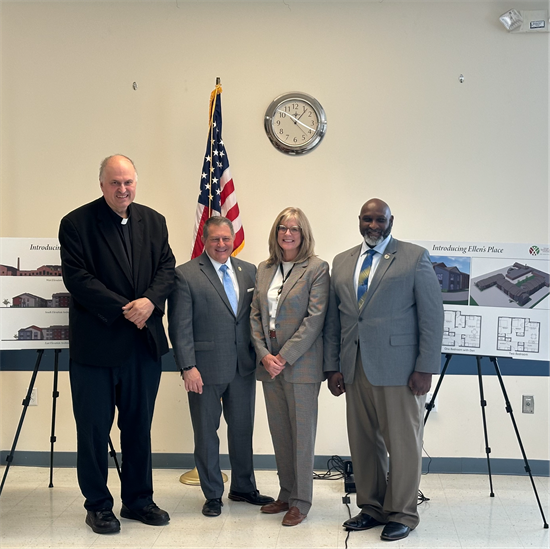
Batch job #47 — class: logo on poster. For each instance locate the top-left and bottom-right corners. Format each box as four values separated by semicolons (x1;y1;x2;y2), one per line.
529;245;549;256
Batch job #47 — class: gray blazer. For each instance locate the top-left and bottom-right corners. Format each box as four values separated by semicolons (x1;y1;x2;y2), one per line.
168;252;257;385
251;256;330;383
323;237;443;386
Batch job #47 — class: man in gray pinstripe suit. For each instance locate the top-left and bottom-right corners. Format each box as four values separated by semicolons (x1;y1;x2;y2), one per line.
168;217;273;517
324;198;443;542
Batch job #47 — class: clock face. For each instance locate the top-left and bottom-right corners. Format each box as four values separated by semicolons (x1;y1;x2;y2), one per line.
271;99;319;146
264;92;327;155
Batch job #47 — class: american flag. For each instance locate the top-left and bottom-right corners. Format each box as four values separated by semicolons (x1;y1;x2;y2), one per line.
191;84;244;259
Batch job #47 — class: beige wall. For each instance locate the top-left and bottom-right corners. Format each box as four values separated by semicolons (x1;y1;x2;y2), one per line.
1;1;548;463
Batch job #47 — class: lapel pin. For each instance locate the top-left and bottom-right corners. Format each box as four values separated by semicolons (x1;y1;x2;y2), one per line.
238;266;242;271
384;254;390;260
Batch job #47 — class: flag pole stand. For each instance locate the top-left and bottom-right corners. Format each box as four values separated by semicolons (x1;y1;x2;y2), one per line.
179;466;228;486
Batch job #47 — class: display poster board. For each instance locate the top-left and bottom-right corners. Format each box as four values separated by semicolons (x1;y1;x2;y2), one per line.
1;237;549;361
413;240;549;362
0;238;69;350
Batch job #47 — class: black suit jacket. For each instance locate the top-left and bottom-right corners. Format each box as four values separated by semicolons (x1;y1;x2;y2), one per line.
59;197;175;366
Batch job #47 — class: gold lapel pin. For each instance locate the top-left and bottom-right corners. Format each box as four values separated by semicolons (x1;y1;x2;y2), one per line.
384;254;390;259
238;266;242;271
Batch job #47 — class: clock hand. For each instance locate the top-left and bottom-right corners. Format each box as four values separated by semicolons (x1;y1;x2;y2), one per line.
275;109;312;132
296;108;308;121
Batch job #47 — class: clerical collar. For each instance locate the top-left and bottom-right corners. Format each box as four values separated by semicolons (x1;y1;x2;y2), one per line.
104;198;131;224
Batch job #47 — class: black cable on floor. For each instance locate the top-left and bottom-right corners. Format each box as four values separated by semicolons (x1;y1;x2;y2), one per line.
314;454;430;548
418;489;430;505
342;492;352;549
313;457;352;547
312;455;346;481
422;444;433;475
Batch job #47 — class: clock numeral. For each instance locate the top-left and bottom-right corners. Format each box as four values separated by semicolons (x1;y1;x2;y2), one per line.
285;134;290;141
279;112;286;118
302;135;306;140
311;120;316;127
279;129;284;135
276;120;281;126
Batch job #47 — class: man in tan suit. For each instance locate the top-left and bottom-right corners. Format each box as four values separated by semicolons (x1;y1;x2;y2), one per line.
324;198;443;541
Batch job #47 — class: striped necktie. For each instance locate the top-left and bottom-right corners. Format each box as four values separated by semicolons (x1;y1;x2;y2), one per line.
220;264;238;315
357;249;376;308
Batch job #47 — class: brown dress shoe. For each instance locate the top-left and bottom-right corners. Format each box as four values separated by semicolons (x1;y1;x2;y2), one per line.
261;500;290;514
282;506;307;526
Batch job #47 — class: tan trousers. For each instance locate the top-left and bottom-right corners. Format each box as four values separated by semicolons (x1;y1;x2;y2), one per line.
262;340;320;515
346;352;426;528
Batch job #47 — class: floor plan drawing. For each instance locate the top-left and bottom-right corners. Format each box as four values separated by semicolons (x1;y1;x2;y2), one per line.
443;310;482;348
497;316;540;353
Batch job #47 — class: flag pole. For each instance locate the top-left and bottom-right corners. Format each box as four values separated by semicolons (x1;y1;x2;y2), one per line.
181;113;229;480
191;76;244;259
207;77;222;218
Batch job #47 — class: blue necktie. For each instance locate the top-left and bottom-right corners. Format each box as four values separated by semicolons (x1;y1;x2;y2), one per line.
220;264;238;315
357;249;376;308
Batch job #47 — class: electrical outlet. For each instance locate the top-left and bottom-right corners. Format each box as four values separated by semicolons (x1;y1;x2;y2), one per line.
29;388;38;406
426;391;438;413
522;395;534;414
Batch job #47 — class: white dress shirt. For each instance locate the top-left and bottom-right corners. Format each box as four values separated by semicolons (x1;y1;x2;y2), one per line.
267;262;294;330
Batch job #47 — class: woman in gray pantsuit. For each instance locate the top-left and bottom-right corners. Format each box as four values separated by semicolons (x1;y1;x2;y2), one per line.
250;207;329;526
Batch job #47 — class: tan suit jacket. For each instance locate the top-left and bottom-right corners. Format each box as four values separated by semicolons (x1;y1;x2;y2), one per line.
324;237;443;386
250;256;330;383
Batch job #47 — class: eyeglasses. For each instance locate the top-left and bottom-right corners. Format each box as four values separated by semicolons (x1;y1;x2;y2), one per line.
277;225;301;235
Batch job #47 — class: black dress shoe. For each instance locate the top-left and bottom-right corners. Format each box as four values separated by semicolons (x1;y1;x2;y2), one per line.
381;521;411;541
85;509;121;534
120;503;170;526
202;498;223;517
228;490;275;506
343;512;383;531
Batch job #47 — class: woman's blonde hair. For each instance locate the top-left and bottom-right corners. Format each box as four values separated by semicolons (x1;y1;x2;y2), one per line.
266;207;315;266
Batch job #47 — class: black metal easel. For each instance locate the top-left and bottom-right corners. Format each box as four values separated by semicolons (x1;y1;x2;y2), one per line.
425;353;548;528
0;348;121;497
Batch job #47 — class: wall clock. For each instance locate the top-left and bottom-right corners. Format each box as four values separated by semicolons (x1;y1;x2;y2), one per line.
264;92;327;155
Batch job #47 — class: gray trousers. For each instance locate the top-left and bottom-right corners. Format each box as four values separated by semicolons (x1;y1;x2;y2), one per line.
346;352;425;529
262;344;320;515
188;371;257;500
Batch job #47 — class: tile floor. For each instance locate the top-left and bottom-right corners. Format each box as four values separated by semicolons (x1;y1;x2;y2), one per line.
0;466;548;548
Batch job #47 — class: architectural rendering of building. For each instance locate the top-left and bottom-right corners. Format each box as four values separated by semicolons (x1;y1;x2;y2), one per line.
432;262;470;291
17;324;69;340
475;263;549;307
10;291;70;308
0;258;61;277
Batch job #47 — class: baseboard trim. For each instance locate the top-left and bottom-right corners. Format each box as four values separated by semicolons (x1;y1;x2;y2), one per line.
1;451;548;477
